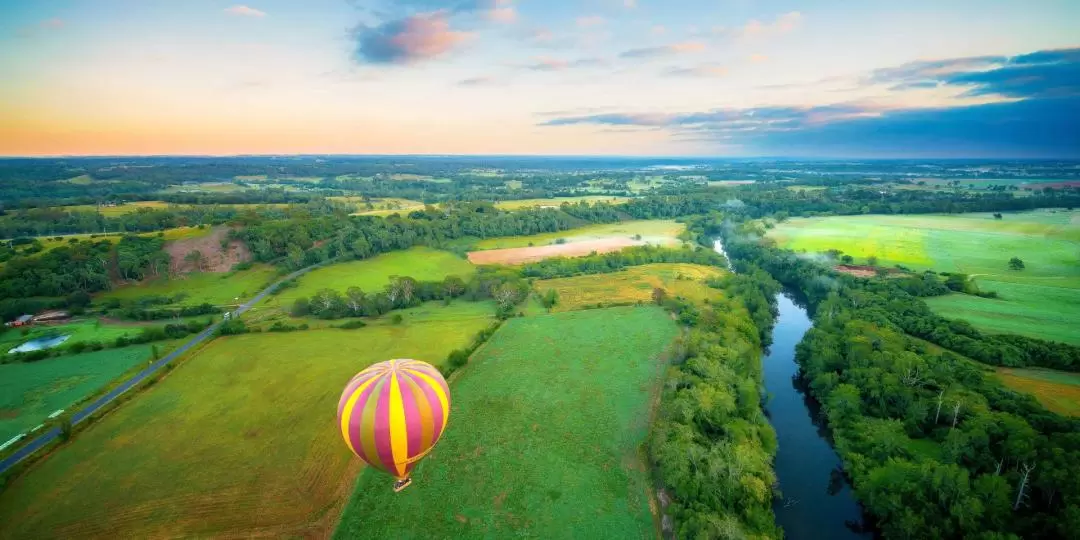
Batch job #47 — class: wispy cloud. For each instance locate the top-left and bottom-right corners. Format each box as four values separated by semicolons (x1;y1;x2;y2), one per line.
522;56;608;71
619;42;705;59
577;16;605;28
664;64;728;77
650;25;666;36
225;5;267;17
352;12;471;64
741;11;802;39
486;0;517;23
623;0;637;8
41;18;65;29
459;76;498;86
749;54;769;63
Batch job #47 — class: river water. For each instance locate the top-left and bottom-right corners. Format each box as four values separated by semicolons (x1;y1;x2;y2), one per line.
713;239;869;539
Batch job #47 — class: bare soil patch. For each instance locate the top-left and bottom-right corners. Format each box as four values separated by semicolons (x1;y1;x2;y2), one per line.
165;227;251;274
467;237;639;265
834;264;907;278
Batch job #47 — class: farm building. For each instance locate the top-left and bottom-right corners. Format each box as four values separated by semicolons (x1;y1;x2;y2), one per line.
7;314;33;327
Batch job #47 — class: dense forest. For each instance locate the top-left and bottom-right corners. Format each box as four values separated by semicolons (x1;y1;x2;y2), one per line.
713;219;1080;539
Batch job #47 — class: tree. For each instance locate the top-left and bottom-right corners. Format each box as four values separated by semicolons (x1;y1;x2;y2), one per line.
151;344;160;360
993;213;1003;219
867;255;879;267
291;297;310;317
541;289;559;308
59;417;73;442
442;275;465;298
652;287;668;305
841;254;854;264
1008;257;1025;271
184;250;207;271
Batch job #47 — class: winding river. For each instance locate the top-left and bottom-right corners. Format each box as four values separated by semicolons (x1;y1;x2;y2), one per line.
714;240;870;539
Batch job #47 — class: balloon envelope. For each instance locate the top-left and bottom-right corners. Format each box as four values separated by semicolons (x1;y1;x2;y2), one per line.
337;359;451;479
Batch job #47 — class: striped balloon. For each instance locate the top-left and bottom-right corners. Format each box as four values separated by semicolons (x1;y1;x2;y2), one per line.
337;359;451;480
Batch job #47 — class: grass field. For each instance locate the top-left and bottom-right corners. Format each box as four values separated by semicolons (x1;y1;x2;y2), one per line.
276;247;474;302
347;198;426;216
534;263;726;312
0;345;155;442
996;367;1080;417
98;263;279;306
768;210;1080;342
0;319;145;355
62;201;171;216
493;196;631;210
0;303;494;539
334;306;678;539
473;219;685;250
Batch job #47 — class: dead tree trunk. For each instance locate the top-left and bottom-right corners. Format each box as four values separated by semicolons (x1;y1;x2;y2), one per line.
934;391;944;424
951;401;962;429
1013;463;1036;510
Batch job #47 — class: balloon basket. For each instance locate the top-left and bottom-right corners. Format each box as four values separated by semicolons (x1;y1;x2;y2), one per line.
393;477;413;493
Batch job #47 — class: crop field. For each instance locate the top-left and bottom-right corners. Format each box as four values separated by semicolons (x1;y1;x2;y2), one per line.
161;182;245;193
534;263;726;312
0;344;155;442
493;196;631;210
0;319;146;354
0;303;494;539
996;368;1080;417
98;263;279;306
274;247;474;303
473;219;685;251
768;210;1080;342
334;306;678;539
348;198;426;216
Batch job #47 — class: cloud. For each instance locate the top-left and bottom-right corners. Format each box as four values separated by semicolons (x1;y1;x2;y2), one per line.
749;54;768;63
225;5;267;17
665;64;728;77
540;47;1080;157
577;16;605;28
620;42;706;59
352;12;471;64
41;18;65;29
624;0;637;8
484;0;516;23
458;76;497;86
650;25;666;36
522;56;607;71
741;11;801;38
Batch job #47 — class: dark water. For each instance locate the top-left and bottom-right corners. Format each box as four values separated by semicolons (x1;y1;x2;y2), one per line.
713;239;869;539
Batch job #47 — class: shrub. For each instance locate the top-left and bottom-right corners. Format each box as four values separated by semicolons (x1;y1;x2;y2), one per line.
338;320;367;330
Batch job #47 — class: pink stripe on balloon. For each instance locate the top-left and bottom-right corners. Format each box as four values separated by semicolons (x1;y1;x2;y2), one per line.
347;374;383;466
372;372;395;475
409;370;445;440
338;370;379;418
397;372;425;459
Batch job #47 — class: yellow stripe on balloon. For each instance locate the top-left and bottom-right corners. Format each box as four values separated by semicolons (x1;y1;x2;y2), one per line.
388;371;408;478
338;375;380;457
405;368;450;436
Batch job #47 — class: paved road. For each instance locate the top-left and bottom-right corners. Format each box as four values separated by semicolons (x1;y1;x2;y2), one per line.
0;263;322;475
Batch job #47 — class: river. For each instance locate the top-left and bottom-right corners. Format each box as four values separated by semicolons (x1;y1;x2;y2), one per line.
714;239;870;539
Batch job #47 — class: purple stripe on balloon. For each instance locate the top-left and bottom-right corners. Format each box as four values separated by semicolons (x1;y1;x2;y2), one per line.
347;374;383;467
373;372;396;475
397;372;425;459
412;364;451;407
339;371;379;418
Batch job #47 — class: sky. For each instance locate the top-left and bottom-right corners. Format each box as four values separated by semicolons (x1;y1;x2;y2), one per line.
0;0;1078;158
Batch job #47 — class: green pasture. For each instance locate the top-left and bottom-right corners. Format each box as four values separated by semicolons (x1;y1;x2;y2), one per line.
275;247;474;302
98;264;279;306
768;210;1080;342
473;219;685;250
335;306;677;539
0;344;155;442
925;280;1080;345
0;302;493;539
0;319;145;354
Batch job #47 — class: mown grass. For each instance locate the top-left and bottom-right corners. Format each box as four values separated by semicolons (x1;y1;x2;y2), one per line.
535;263;726;312
61;201;171;216
493;196;631;210
768;210;1080;343
474;219;685;250
334;306;677;539
276;247;474;302
0;345;155;442
996;367;1080;417
98;264;279;306
0;302;494;539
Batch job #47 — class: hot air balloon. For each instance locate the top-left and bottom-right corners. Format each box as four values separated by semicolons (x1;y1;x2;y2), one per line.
337;359;450;492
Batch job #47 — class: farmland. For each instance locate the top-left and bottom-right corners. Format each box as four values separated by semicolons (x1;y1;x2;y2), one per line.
335;306;678;539
274;247;474;302
98;263;279;307
0;344;156;442
473;219;685;250
995;367;1080;417
0;319;148;354
493;196;631;210
534;263;726;311
767;210;1080;343
62;201;171;216
0;302;494;539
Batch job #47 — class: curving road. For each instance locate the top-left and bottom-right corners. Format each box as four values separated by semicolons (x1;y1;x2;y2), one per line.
0;263;323;475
